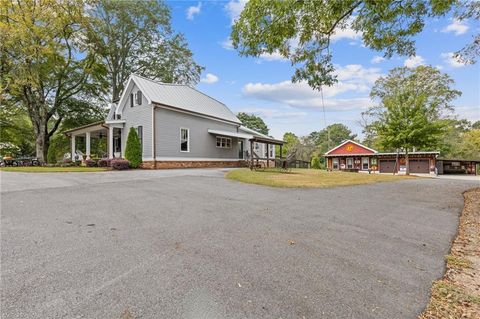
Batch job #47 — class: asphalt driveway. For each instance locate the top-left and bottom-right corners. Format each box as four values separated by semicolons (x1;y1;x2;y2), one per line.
1;169;478;319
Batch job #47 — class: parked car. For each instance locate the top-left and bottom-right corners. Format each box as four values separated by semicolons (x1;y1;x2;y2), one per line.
1;156;40;167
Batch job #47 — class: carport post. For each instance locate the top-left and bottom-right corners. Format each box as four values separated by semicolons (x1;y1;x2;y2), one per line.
266;142;270;168
85;132;91;160
71;135;76;161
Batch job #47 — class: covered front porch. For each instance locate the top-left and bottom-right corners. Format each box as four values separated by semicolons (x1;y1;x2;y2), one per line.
64;121;125;160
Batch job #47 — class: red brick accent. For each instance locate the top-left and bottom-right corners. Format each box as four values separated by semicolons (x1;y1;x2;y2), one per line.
141;160;248;169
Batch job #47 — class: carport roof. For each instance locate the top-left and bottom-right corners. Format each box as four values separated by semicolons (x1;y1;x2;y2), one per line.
438;158;480;163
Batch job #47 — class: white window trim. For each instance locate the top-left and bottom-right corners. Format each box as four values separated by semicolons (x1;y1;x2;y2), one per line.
216;136;232;149
135;91;142;105
362;157;369;170
347;158;354;169
180;127;190;152
332;158;339;170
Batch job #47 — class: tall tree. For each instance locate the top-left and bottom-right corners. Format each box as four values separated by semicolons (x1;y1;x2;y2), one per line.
367;66;461;174
0;0;107;162
231;0;458;90
237;112;269;135
454;1;480;64
275;132;299;157
309;123;357;153
88;0;203;102
0;106;35;157
438;119;472;157
457;129;480;159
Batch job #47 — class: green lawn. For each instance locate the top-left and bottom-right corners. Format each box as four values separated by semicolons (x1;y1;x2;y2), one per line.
226;168;414;188
0;166;108;173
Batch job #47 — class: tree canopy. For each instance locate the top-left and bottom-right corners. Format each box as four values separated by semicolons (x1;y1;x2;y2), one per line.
0;0;107;161
231;0;468;90
88;0;204;101
0;0;203;162
366;66;461;174
237;112;269;135
309;123;357;154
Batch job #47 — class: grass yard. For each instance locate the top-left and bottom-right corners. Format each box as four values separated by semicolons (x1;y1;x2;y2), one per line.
0;167;108;173
226;168;414;188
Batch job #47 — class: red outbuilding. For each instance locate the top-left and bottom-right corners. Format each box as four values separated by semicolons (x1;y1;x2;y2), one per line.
324;140;439;174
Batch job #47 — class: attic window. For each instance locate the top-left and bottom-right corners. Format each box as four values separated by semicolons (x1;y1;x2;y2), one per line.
130;93;134;107
136;91;142;105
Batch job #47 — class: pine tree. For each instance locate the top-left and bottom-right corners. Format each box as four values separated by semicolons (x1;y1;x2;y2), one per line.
124;127;142;168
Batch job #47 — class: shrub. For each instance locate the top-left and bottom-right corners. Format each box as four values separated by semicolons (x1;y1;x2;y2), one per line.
97;158;111;167
110;159;130;170
311;156;321;169
124;127;142;168
84;159;97;167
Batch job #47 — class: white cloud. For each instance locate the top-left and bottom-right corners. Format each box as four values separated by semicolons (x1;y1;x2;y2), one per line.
200;73;219;84
404;55;425;68
331;17;362;42
455;105;480;122
370;56;385;64
441;52;466;68
242;64;382;111
220;38;234;50
225;0;248;25
238;107;307;119
442;19;469;35
259;51;288;62
186;2;202;20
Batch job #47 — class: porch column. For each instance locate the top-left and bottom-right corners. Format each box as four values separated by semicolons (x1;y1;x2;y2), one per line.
85;131;91;160
108;126;114;159
266;143;270;168
71;135;76;161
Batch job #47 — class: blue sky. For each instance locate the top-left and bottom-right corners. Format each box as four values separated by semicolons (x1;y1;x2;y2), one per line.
168;0;479;139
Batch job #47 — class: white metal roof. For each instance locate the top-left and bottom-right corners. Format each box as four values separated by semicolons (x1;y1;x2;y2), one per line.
238;126;271;139
207;129;253;139
129;74;241;124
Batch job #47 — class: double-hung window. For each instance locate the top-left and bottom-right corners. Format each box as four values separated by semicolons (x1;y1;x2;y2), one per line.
216;136;231;148
180;128;189;152
136;91;142;105
332;158;339;170
347;158;353;169
362;157;369;170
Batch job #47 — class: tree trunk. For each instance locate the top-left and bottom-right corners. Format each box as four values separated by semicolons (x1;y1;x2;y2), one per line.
405;148;410;176
34;130;50;163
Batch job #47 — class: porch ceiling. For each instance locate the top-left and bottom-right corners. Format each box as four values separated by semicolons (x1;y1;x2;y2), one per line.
64;121;107;136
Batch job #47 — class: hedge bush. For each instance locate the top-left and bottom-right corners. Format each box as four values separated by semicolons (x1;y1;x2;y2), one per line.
110;159;130;170
311;156;321;169
84;159;97;167
124;127;142;168
97;158;111;167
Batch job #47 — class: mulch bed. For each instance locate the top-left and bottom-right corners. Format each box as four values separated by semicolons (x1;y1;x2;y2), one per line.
420;188;480;319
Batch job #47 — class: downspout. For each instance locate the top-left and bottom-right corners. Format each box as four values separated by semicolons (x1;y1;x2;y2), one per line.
152;105;156;168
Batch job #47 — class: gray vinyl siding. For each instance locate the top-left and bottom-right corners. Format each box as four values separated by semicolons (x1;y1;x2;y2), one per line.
155;107;240;159
119;84;153;159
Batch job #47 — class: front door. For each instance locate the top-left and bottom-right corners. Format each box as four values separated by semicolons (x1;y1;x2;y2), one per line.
238;140;244;159
114;136;121;158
